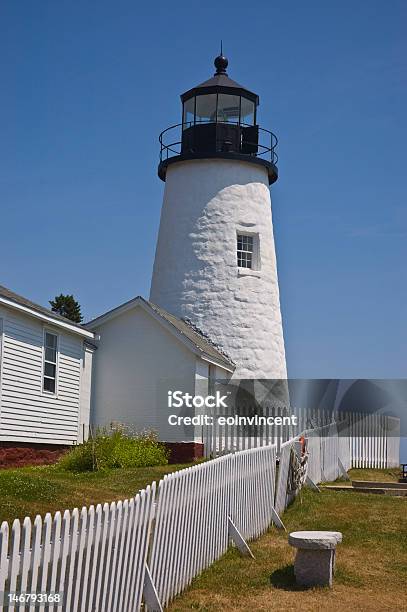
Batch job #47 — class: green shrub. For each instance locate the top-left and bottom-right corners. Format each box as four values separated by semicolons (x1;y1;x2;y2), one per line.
57;427;168;473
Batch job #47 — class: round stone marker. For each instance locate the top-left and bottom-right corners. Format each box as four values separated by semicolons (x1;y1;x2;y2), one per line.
288;530;342;550
288;530;343;587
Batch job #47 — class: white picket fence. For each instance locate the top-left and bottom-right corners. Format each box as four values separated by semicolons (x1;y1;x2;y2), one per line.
149;456;230;607
203;405;296;457
0;485;156;612
304;423;348;486
203;408;400;469
0;413;400;611
270;417;400;516
0;446;278;612
274;440;293;516
347;412;400;468
149;444;277;608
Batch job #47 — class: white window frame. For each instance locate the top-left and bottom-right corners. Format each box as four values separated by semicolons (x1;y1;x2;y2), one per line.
42;328;59;396
236;231;260;271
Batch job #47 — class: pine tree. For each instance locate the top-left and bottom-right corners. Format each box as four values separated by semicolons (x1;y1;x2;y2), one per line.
49;294;83;323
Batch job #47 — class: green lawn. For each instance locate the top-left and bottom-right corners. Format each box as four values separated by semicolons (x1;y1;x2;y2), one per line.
0;462;191;525
348;467;400;482
169;468;407;611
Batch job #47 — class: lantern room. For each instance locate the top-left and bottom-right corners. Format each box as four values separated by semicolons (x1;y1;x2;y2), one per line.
158;54;278;184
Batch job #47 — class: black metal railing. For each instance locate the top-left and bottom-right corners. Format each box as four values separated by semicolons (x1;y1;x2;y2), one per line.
159;121;278;166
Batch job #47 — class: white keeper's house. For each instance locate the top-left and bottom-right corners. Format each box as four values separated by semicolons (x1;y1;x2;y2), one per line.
0;285;95;466
0;53;287;465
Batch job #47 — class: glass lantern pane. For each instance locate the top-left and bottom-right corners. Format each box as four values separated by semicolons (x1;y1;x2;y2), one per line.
240;97;255;125
183;97;195;129
195;94;217;123
216;94;240;124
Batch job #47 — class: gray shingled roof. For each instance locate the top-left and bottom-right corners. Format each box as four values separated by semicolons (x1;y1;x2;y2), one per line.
144;299;235;370
86;296;235;371
0;284;87;331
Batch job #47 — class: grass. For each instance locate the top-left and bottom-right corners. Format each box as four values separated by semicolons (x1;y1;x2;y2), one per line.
168;468;407;611
347;467;400;482
0;462;192;525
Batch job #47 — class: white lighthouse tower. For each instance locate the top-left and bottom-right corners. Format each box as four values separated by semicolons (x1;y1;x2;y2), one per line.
150;53;286;379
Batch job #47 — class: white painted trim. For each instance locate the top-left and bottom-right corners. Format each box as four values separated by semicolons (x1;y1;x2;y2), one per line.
200;355;235;373
83;342;96;353
0;435;75;445
77;342;84;444
85;296;141;329
0;297;94;339
236;229;261;272
237;269;262;278
137;300;233;368
41;327;59;398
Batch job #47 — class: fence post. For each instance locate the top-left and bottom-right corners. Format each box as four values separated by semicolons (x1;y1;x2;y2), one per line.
227;517;255;558
144;564;163;611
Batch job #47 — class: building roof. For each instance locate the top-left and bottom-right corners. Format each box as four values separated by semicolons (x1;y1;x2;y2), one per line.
180;55;259;104
0;284;94;339
85;296;235;372
146;299;235;370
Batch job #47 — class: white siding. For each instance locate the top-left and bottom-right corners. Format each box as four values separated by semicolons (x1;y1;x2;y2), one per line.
91;307;202;442
0;307;84;445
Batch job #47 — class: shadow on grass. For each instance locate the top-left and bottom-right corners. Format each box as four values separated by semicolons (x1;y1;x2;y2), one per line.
270;565;329;591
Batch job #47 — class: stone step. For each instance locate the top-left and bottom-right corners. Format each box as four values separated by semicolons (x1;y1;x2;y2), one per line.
352;480;407;489
323;484;407;496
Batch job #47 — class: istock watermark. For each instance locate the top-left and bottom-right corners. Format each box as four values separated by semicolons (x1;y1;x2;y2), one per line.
167;390;229;408
168;414;298;427
167;389;298;427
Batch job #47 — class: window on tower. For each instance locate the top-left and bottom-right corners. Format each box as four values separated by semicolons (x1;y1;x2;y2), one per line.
237;234;254;268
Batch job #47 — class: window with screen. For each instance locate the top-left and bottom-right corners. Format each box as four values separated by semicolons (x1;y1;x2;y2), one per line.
43;331;58;393
237;234;254;268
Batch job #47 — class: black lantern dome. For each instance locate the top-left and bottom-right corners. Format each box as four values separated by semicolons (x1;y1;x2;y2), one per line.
214;53;228;74
158;54;278;184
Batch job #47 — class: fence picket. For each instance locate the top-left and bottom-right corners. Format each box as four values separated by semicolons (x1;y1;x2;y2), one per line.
87;504;103;611
57;511;71;610
81;504;96;612
28;515;42;611
8;520;21;612
40;513;52;596
0;522;9;602
18;517;31;611
71;507;86;611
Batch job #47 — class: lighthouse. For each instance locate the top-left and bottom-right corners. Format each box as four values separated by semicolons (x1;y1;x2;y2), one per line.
150;53;287;379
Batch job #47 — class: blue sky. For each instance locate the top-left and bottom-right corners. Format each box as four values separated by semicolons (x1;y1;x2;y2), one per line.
1;0;406;381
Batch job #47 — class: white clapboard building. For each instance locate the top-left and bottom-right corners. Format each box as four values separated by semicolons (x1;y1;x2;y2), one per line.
85;297;234;443
0;285;95;463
